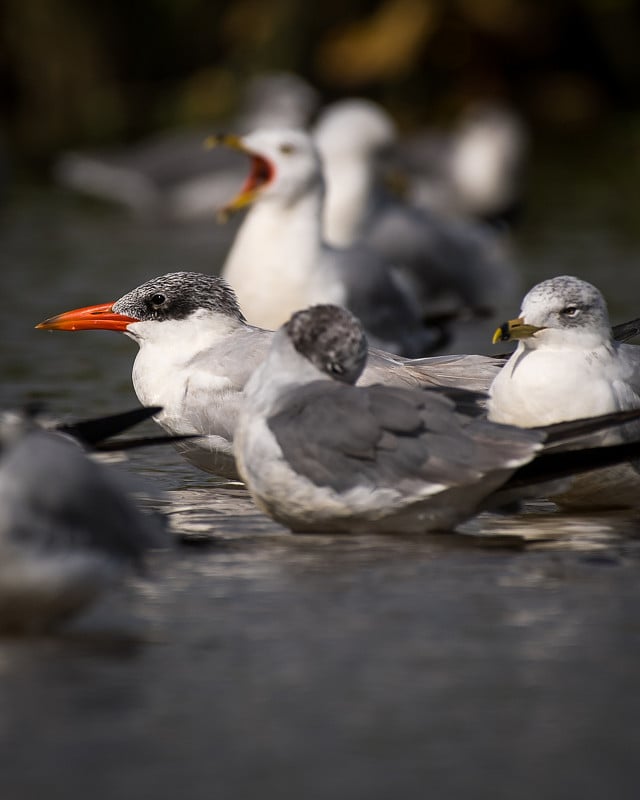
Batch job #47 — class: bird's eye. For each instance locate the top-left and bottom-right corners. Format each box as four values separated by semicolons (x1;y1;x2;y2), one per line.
150;293;166;307
327;361;344;375
561;306;580;318
279;143;295;155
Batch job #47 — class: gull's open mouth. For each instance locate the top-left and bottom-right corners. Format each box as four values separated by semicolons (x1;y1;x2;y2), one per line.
241;154;275;196
206;134;276;220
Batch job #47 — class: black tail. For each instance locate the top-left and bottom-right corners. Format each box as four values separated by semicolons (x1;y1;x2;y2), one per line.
503;439;640;491
539;408;640;446
94;433;200;452
58;406;162;447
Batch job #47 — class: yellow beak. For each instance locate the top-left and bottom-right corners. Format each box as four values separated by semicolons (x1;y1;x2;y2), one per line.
205;134;275;222
204;133;245;152
492;317;546;344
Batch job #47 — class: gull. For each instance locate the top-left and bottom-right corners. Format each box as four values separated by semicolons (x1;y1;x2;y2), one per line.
488;275;640;508
36;271;504;481
235;304;640;534
312;98;520;350
0;405;169;634
402;102;529;228
210;127;448;357
312;98;398;248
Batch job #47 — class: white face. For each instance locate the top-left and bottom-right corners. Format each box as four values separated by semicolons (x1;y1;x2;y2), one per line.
313;99;397;160
240;128;324;204
519;275;611;349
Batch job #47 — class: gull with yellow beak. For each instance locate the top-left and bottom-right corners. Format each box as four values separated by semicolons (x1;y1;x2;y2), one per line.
488;275;640;508
208;128;450;357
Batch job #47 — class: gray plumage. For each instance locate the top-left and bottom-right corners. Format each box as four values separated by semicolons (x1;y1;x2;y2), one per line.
488;275;640;508
0;409;166;634
236;304;640;533
267;381;534;495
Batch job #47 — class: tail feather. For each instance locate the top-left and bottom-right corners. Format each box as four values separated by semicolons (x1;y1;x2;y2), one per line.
498;439;640;493
58;406;162;447
538;408;640;446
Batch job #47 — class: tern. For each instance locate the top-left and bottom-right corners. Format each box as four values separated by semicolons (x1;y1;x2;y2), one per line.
0;405;170;634
37;271;504;480
235;304;640;534
489;275;640;508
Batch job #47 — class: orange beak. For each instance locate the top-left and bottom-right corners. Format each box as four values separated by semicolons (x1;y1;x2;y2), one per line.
35;302;138;332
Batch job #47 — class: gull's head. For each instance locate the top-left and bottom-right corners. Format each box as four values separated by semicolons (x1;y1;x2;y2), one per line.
284;304;368;385
492;275;612;351
313;98;397;163
36;272;245;341
208;128;323;218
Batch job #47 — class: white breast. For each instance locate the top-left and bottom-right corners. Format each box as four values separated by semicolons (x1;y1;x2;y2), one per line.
488;345;626;427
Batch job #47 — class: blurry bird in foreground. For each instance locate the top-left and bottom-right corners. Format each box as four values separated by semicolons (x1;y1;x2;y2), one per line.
0;405;172;635
489;275;640;509
235;304;640;534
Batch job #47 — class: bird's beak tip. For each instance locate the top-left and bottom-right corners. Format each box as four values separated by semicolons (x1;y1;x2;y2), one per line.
491;325;507;345
204;133;224;150
492;317;546;344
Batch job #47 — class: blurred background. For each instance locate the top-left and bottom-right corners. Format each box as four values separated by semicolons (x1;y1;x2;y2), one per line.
1;0;640;176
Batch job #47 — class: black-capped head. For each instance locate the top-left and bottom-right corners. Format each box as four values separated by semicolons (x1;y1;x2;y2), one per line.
112;272;245;323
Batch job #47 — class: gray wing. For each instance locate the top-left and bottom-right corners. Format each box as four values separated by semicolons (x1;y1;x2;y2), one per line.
268;382;541;494
329;244;447;358
366;202;517;317
610;342;640;468
179;325;272;443
185;325;272;390
362;350;505;394
611;342;640;406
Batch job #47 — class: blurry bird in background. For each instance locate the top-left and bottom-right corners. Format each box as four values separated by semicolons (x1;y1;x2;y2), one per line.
313;97;523;353
53;72;320;221
212;127;448;356
400;102;529;229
